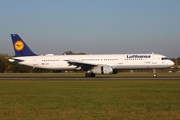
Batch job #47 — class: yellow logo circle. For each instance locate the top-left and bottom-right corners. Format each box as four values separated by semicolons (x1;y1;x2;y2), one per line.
14;40;24;51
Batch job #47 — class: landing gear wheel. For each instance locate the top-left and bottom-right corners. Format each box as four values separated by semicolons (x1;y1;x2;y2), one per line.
85;73;90;77
85;73;96;77
90;73;95;77
153;74;157;77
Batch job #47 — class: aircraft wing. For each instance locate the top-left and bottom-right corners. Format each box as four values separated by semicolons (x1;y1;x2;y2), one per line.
65;60;98;70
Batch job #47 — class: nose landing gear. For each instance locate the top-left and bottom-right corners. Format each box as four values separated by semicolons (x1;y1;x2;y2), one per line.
153;69;157;77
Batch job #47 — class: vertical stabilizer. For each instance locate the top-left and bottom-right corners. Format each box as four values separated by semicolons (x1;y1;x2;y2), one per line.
11;34;36;57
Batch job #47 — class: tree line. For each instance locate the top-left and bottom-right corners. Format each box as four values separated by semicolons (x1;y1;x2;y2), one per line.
0;54;33;73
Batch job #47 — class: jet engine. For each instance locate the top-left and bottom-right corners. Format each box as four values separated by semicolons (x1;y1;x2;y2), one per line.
91;65;114;74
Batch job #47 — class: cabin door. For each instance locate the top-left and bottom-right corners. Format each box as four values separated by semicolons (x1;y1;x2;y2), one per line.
152;55;157;65
118;58;123;64
33;58;38;68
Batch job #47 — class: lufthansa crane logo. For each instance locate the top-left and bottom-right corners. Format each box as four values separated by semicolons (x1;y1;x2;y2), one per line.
14;40;24;51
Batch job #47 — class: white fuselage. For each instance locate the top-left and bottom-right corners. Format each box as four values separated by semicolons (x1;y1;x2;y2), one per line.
11;54;174;70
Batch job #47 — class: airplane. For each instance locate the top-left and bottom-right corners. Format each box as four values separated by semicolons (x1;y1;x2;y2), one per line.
9;34;174;77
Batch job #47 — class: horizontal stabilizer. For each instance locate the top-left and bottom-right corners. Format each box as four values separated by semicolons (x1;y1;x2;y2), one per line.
9;58;24;63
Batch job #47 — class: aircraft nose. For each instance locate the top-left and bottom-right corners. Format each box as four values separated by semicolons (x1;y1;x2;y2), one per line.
169;60;174;66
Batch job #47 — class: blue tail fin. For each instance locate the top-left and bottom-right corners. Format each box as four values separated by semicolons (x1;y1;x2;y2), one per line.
11;34;37;57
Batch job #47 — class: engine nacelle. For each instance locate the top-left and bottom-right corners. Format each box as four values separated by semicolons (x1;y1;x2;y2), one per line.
91;65;114;74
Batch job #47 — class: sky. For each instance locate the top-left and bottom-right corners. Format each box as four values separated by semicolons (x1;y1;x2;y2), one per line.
0;0;180;58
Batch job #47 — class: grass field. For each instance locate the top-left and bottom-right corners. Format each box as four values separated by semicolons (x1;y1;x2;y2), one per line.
0;79;180;120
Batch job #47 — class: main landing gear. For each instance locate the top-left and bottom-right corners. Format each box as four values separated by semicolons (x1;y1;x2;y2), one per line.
85;72;96;77
153;69;157;77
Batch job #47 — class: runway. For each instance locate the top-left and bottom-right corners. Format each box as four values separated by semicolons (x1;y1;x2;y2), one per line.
1;77;180;80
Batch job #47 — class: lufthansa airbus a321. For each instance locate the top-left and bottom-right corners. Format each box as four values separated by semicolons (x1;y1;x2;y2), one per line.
9;34;174;77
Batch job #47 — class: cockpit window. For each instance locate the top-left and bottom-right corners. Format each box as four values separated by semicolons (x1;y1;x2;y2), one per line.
161;57;169;60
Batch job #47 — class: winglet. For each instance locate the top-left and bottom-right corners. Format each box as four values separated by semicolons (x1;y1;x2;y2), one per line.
11;34;37;57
